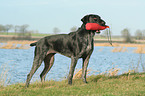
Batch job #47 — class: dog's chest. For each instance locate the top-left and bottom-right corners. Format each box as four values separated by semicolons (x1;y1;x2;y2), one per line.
86;39;93;51
83;36;94;53
86;43;92;50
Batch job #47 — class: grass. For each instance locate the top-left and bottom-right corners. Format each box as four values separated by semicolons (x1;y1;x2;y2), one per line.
0;73;145;96
0;32;50;37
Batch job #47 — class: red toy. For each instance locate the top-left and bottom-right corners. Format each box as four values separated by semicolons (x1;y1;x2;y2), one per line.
85;23;109;31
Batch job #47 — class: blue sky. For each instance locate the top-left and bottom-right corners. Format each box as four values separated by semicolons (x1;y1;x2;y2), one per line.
0;0;145;35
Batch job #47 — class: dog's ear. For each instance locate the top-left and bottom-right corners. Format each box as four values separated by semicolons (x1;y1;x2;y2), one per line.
81;15;89;23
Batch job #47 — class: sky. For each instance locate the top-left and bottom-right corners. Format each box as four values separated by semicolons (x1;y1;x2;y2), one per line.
0;0;145;35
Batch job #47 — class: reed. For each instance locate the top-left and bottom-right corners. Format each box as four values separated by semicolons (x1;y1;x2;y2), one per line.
112;47;126;52
0;61;11;86
73;65;120;80
94;43;145;48
134;46;145;54
112;47;118;52
73;69;83;79
108;67;120;76
0;40;35;49
122;47;128;52
73;69;90;79
111;46;145;54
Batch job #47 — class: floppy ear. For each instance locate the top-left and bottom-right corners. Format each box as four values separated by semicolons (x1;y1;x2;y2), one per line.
81;15;89;24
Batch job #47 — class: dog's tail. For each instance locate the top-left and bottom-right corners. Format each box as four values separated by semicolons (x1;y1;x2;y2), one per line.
30;42;37;46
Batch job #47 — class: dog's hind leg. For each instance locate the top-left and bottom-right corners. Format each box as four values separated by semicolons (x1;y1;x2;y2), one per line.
40;53;55;82
25;47;47;88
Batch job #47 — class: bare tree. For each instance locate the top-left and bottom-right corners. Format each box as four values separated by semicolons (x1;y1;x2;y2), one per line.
143;30;145;40
70;26;77;32
121;28;132;43
53;27;60;34
19;24;29;36
14;25;20;34
135;29;143;40
0;24;5;32
5;24;13;35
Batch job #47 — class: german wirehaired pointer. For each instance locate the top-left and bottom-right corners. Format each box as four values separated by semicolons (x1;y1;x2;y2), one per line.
26;14;107;87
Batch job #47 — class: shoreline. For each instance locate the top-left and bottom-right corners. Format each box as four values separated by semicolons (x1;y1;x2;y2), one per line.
94;43;145;47
1;40;145;47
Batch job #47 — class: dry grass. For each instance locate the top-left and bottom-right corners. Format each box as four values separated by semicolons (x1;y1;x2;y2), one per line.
1;40;145;50
0;61;12;86
95;43;145;54
73;69;90;79
108;67;120;76
112;47;128;53
0;40;35;49
134;46;145;54
73;65;120;79
0;41;145;54
94;43;145;47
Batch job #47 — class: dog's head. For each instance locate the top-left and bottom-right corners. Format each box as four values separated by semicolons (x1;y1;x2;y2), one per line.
81;14;107;33
81;14;106;26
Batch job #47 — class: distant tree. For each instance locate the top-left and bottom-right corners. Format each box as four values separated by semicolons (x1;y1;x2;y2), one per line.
70;26;77;32
121;28;132;43
5;24;13;35
135;29;143;40
53;27;60;34
35;30;39;33
143;30;145;40
14;25;19;34
19;24;29;36
0;24;5;32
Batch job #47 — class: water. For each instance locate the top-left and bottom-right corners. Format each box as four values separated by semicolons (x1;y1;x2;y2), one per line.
0;46;145;85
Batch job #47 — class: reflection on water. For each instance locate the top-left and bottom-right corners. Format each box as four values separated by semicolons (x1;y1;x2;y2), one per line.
0;46;145;85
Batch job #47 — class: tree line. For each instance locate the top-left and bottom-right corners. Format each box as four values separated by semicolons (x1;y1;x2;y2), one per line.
101;28;145;43
0;24;78;35
121;28;145;43
0;24;33;35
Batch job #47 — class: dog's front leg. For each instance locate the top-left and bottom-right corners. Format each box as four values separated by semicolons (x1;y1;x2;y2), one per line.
82;53;92;83
68;56;78;84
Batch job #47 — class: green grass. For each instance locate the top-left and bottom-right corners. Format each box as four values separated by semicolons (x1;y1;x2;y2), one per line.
0;32;50;37
30;33;50;37
0;73;145;96
0;32;16;36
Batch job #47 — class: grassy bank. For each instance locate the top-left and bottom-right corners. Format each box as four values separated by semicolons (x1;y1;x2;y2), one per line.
0;73;145;96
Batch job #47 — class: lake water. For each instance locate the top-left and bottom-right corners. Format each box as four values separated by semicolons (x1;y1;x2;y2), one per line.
0;46;145;85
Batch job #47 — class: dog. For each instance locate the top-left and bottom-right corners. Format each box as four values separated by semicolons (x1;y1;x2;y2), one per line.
25;14;106;87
